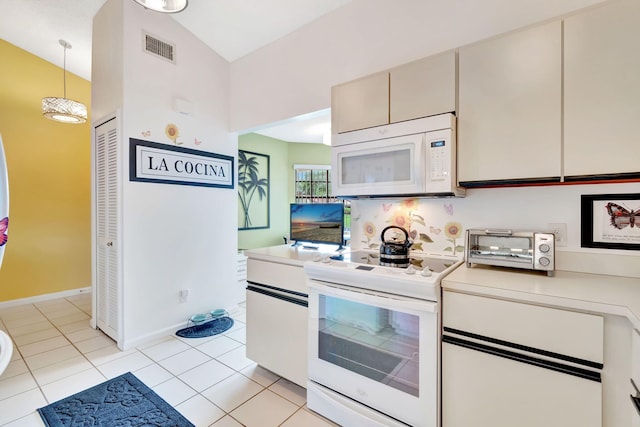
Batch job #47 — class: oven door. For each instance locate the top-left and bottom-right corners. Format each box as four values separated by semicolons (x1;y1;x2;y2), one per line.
308;279;439;427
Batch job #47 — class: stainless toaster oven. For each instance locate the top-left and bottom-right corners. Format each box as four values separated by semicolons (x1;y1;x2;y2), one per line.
466;229;555;276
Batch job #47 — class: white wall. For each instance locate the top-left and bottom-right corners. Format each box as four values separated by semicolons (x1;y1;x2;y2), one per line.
230;0;606;132
230;0;640;274
92;0;124;121
94;0;236;348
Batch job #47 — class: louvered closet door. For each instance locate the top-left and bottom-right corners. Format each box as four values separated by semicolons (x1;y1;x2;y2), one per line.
95;117;120;342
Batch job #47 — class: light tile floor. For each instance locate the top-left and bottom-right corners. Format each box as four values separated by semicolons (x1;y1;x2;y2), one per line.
0;293;338;426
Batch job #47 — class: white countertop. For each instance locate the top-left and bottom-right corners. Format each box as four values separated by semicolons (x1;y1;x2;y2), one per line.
442;264;640;330
244;244;345;267
246;245;640;329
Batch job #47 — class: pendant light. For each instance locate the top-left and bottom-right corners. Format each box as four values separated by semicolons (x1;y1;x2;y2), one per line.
41;40;87;124
133;0;188;13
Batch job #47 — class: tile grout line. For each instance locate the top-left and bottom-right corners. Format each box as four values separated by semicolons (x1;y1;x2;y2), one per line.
17;298;105;404
2;297;325;427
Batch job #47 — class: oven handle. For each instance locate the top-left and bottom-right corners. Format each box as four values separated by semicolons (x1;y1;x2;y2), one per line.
308;280;438;313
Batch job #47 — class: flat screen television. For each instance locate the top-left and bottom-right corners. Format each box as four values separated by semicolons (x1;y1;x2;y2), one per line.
290;203;344;249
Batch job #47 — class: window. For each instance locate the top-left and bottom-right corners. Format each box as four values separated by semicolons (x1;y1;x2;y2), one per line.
294;166;334;203
294;165;350;231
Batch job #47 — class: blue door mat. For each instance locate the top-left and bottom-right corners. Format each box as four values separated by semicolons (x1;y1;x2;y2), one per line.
37;372;194;427
176;316;234;338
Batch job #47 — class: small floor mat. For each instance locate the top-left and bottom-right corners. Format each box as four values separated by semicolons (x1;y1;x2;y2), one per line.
37;372;194;427
176;316;234;338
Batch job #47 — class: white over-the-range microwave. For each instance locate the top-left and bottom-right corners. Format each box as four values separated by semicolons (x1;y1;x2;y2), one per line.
331;113;465;198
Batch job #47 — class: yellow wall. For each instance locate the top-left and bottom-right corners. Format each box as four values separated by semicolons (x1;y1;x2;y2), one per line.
0;40;92;302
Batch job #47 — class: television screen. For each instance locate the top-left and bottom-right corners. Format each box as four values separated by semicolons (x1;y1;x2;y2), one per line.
290;203;344;247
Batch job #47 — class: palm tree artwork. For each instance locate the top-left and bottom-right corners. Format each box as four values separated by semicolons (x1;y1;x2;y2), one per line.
238;150;270;229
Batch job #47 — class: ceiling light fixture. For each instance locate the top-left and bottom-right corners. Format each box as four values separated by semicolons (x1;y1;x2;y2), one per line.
42;40;87;124
133;0;188;13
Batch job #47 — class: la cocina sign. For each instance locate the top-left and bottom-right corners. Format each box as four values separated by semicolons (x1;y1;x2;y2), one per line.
130;138;234;189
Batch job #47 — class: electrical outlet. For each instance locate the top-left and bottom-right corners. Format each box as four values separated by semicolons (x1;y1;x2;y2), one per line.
548;223;567;247
179;289;190;303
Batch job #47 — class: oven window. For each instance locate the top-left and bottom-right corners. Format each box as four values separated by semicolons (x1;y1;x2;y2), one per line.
318;295;419;397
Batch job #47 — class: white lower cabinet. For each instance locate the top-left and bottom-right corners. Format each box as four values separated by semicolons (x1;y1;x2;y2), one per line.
442;341;601;427
631;328;640;427
245;259;308;387
442;291;603;427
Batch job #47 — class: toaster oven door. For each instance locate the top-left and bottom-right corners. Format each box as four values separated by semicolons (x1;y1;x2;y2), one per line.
467;233;534;266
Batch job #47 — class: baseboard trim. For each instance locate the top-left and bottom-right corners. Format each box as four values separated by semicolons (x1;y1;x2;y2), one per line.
0;287;91;310
120;303;243;350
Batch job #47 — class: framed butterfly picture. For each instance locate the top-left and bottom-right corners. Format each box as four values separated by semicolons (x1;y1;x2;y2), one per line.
581;193;640;251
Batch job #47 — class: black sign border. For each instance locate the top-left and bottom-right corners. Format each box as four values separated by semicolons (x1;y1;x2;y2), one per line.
129;138;234;189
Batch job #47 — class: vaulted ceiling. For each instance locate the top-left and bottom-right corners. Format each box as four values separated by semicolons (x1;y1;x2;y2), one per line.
0;0;347;141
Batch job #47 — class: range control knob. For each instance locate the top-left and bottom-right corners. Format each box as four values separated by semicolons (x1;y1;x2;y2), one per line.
405;266;417;275
421;268;433;277
539;243;551;253
539;257;551;266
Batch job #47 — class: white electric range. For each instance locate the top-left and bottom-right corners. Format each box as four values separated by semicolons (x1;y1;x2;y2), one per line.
304;249;463;427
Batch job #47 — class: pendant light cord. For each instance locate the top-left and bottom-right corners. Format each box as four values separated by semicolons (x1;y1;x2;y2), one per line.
62;44;67;98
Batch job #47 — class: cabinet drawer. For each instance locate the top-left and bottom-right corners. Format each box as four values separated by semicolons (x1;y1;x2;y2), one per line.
247;259;308;294
443;291;603;364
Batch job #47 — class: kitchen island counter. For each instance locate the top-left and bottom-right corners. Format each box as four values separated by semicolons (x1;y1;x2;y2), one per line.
243;244;344;387
244;244;344;268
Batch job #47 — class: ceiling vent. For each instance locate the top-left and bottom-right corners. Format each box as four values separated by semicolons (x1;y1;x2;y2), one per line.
142;32;175;63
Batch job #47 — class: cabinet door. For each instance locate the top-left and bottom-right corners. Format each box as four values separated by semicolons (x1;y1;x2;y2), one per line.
442;341;602;427
246;287;307;387
332;72;389;134
458;20;561;184
95;117;120;343
564;0;640;179
390;51;456;123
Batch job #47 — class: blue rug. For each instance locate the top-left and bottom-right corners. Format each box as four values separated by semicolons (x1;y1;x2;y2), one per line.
37;372;194;427
176;316;234;339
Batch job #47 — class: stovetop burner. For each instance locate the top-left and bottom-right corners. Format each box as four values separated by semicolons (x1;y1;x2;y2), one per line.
345;251;452;273
305;250;463;301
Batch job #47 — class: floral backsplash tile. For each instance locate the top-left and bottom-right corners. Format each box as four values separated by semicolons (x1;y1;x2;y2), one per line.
351;198;465;256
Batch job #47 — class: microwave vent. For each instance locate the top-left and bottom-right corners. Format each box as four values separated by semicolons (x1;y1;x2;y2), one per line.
143;32;175;63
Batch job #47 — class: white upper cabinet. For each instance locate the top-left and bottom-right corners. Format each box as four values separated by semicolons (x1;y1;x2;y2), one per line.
332;51;456;134
563;0;640;179
390;51;456;123
457;20;562;184
332;72;389;134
